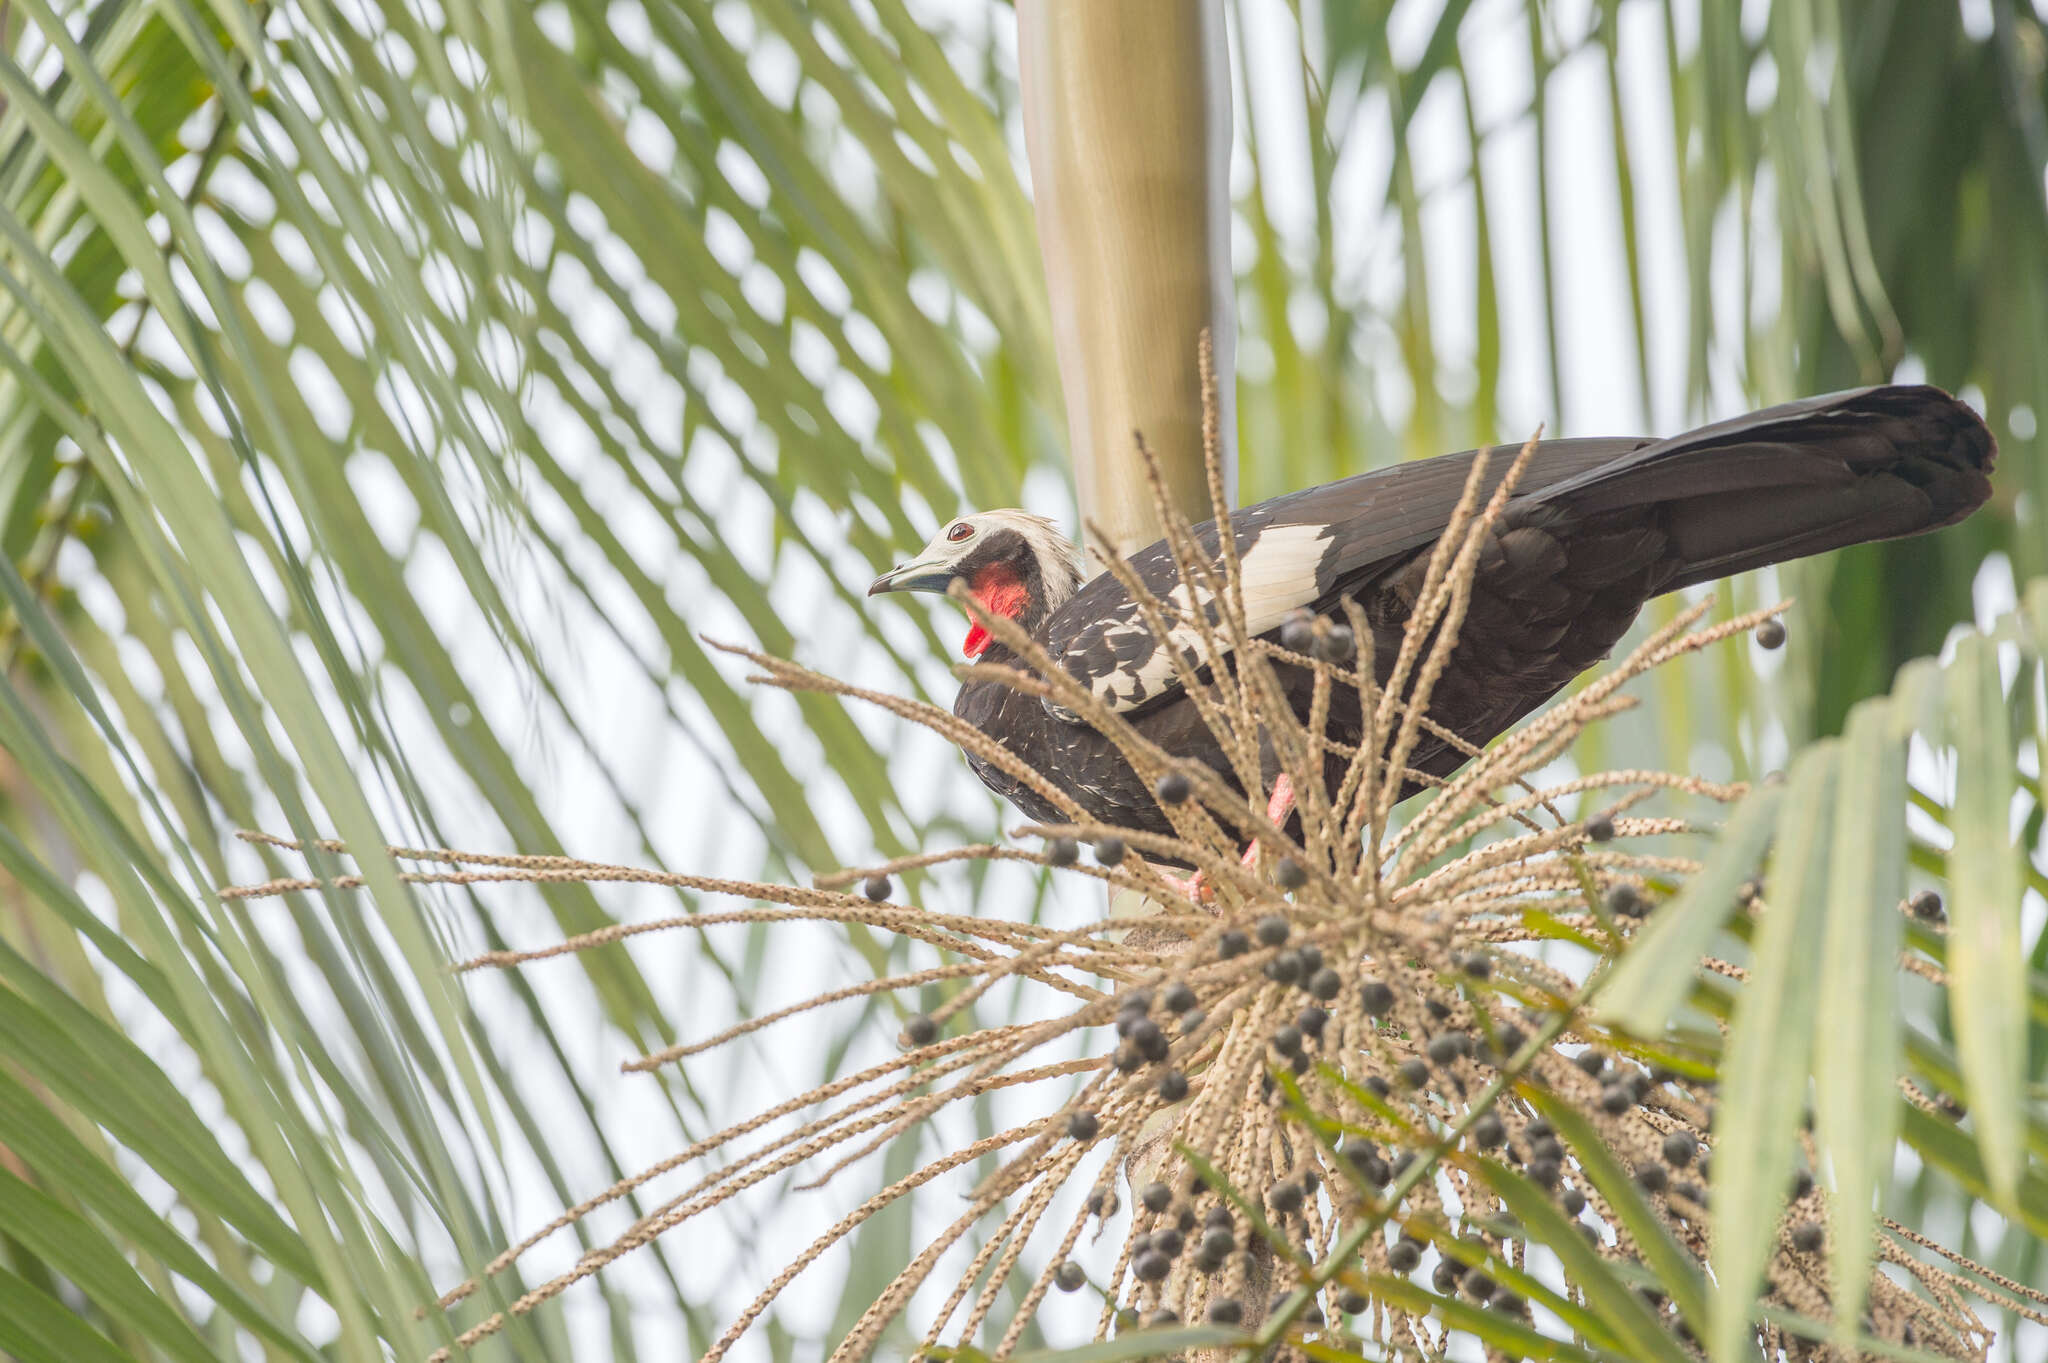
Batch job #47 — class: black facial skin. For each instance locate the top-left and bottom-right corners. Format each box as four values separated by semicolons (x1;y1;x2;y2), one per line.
947;528;1059;634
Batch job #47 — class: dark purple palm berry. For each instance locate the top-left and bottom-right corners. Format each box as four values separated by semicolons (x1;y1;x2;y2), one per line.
1791;1221;1824;1253
862;874;892;902
1359;978;1395;1015
1586;812;1617;841
1316;624;1355;661
1133;1249;1171;1282
1308;967;1342;1000
1163;981;1197;1013
1067;1110;1099;1141
1264;951;1302;985
1218;930;1249;959
1398;1058;1430;1089
1141;1181;1172;1213
1661;1131;1697;1166
1387;1237;1422;1272
905;1013;938;1045
1268;1181;1304;1215
1472;1113;1505;1148
1256;913;1291;946
1055;1260;1086;1292
1274;857;1308;890
1756;617;1786;649
1206;1297;1243;1324
1157;1069;1189;1102
1046;835;1080;866
1561;1187;1586;1217
1296;1005;1328;1038
1093;835;1126;865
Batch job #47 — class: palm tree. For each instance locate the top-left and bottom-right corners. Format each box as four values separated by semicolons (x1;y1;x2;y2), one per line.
0;1;2041;1361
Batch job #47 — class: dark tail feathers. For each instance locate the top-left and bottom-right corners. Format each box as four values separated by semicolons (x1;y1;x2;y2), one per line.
1555;385;1996;591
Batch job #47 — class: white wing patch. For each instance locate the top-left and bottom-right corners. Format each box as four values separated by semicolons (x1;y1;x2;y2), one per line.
1236;523;1335;638
1056;522;1334;720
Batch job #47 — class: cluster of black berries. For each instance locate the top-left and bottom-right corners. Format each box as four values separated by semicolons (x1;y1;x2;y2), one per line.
1109;989;1172;1075
1370;1222;1521;1316
1254;912;1340;1002
1281;611;1356;663
1110;987;1197;1101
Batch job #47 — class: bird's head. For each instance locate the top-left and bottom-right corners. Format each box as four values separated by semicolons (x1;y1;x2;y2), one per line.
868;510;1084;658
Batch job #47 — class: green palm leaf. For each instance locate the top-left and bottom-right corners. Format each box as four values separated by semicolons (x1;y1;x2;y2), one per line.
0;1;2043;1359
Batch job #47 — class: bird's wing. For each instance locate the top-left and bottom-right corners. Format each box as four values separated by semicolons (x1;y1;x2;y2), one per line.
1039;437;1655;720
1039;384;1994;723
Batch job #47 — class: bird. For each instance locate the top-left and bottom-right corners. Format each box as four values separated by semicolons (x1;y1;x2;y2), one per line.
868;385;1994;858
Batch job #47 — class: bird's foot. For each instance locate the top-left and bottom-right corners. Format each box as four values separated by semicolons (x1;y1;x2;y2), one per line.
1163;780;1300;903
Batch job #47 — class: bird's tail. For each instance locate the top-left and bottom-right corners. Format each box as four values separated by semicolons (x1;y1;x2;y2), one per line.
1550;385;1996;591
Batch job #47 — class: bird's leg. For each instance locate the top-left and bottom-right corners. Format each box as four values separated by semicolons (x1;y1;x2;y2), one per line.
1159;777;1299;904
1240;774;1296;873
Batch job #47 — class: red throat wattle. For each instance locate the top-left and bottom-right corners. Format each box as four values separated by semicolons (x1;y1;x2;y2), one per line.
962;563;1030;659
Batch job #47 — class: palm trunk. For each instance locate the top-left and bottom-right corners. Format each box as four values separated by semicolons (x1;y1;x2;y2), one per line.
1017;0;1237;557
1016;4;1262;1338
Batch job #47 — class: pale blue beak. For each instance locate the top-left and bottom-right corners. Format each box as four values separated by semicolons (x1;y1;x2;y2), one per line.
868;557;957;596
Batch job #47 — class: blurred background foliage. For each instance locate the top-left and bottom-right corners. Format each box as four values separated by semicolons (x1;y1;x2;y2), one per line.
0;0;2042;1359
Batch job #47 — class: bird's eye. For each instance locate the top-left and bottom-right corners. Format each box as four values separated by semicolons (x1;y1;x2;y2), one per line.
946;523;974;542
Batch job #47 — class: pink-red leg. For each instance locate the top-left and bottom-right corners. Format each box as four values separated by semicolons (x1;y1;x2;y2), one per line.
1239;774;1297;872
1162;776;1300;902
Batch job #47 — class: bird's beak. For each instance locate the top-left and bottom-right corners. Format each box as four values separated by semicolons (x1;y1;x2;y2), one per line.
867;557;956;597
